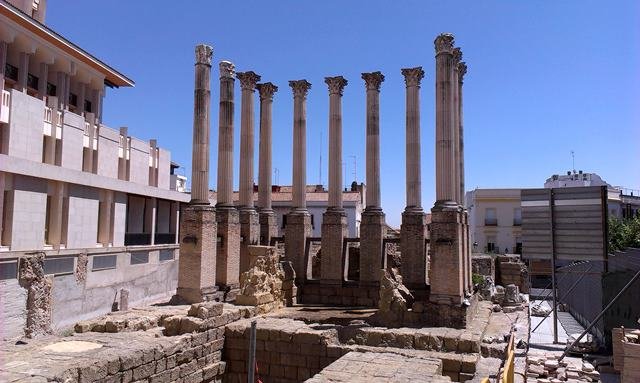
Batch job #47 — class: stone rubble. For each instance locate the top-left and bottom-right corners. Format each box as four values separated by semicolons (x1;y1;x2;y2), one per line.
526;352;601;383
235;245;288;314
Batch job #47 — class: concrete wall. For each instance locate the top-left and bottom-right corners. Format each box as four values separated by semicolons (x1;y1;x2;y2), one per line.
156;199;171;233
0;278;27;340
60;111;85;171
96;125;119;179
128;138;149;186
126;195;145;233
66;184;100;248
113;192;127;247
51;248;179;330
7;89;44;162
9;175;47;250
157;148;170;190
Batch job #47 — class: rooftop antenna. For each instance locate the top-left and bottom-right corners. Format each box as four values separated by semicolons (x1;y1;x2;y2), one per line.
571;150;575;174
319;129;323;185
274;167;279;185
349;155;357;183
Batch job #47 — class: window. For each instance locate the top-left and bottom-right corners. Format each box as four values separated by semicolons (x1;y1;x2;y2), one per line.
27;73;39;90
46;82;56;97
69;93;77;107
1;191;13;246
484;208;497;226
44;195;52;244
513;208;522;226
93;254;117;271
130;251;149;265
5;63;18;81
281;214;287;229
43;257;74;275
159;249;175;262
515;241;523;255
487;240;496;253
310;214;315;229
84;100;92;113
0;261;17;280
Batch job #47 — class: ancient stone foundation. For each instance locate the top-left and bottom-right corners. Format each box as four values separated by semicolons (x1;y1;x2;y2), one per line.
359;210;386;285
239;209;259;275
284;211;311;283
400;210;428;288
299;281;380;307
320;210;347;284
18;252;53;338
216;207;240;293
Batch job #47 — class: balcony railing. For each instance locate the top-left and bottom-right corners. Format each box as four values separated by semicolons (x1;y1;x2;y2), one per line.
484;218;498;226
0;89;10;123
124;233;152;246
154;233;177;245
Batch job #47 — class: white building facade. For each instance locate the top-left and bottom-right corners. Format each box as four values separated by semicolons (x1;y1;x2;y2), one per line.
466;188;522;255
0;0;189;338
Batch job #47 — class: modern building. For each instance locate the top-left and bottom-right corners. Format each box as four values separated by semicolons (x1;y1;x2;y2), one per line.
210;182;365;238
466;188;522;255
0;0;188;338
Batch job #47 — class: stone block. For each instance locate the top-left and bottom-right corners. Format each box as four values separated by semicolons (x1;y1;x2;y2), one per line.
400;210;427;288
188;302;224;319
321;210;347;283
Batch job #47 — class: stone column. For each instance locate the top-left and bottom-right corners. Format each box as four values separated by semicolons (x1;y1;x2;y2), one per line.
236;71;261;275
285;80;312;284
359;72;386;285
399;67;428;289
452;48;462;205
429;33;466;312
215;61;240;292
321;76;348;284
177;44;218;304
257;82;278;245
458;61;472;294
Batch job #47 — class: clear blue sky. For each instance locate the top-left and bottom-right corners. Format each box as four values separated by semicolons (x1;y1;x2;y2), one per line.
48;1;639;228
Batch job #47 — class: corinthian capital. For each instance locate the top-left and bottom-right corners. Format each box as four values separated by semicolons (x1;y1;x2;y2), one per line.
219;61;235;78
452;47;463;64
434;33;455;55
361;71;385;91
257;82;278;101
324;76;348;96
458;62;467;83
289;79;312;99
236;71;261;91
195;44;213;66
401;67;425;88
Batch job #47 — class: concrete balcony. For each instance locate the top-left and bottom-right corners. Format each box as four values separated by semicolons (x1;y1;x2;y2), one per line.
83;122;97;150
0;89;10;123
42;106;62;137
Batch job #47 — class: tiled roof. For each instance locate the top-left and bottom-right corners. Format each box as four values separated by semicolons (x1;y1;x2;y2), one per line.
208;185;362;204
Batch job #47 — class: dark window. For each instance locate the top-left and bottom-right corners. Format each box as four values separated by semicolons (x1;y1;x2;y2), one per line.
27;73;39;90
93;254;117;270
84;100;92;113
69;93;77;107
487;242;496;253
281;215;287;229
0;261;18;280
515;242;523;255
310;214;315;229
47;82;56;96
43;257;75;275
131;251;149;265
159;249;175;262
5;63;18;81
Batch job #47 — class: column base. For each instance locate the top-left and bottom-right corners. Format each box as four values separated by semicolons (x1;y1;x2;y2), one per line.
177;204;217;304
429;207;466;306
239;208;260;275
216;206;240;287
400;208;427;289
259;209;278;246
360;209;386;285
321;209;347;284
284;210;311;284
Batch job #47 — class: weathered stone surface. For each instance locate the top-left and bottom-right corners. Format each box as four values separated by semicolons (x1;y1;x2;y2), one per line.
378;268;414;325
18;252;53;338
235;246;286;314
187;302;224;319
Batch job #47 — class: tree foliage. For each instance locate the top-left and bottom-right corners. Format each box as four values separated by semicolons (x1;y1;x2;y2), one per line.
608;216;640;252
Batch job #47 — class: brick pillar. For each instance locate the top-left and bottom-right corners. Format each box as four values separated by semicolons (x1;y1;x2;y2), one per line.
285;80;312;283
321;76;348;285
399;67;428;289
360;72;386;285
177;44;217;303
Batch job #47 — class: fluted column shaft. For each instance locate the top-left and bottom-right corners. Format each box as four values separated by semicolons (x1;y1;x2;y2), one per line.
401;67;425;210
325;76;348;210
190;45;213;204
452;48;462;205
362;72;384;210
237;71;261;209
290;80;311;210
458;62;467;204
257;83;278;211
216;61;235;207
435;34;456;205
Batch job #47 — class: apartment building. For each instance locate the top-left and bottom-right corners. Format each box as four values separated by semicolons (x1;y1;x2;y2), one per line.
0;0;189;337
465;188;523;255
